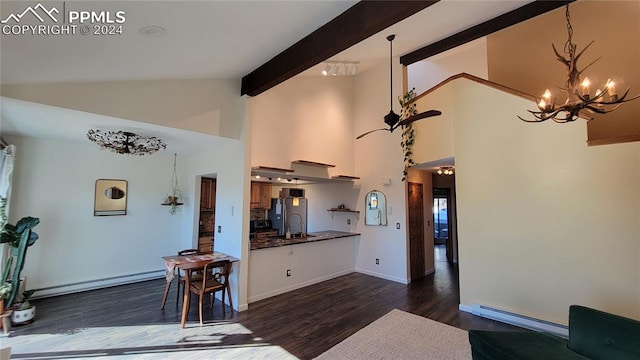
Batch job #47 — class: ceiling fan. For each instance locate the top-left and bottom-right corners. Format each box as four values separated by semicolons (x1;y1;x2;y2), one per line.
356;34;442;140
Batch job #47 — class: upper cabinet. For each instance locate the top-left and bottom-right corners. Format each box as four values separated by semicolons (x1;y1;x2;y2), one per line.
250;181;272;209
200;177;216;211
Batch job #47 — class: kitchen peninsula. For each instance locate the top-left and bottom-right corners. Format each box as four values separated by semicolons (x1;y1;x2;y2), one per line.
248;229;360;303
250;230;359;250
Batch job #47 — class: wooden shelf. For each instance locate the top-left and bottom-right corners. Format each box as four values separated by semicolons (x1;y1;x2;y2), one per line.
252;166;295;173
327;208;359;219
292;160;336;168
331;175;360;180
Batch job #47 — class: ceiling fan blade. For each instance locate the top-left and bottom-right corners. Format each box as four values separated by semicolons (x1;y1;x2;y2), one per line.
396;110;442;127
356;128;389;139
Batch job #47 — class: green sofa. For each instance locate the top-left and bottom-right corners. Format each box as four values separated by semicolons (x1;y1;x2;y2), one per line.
468;305;640;360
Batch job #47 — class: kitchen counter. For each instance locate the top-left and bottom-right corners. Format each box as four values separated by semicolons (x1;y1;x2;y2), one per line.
250;230;360;250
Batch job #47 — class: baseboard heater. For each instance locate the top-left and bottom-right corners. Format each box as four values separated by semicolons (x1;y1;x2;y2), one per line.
461;303;569;338
33;270;165;299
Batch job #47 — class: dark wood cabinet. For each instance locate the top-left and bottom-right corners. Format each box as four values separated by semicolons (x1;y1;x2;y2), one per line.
198;177;216;253
200;178;216;210
250;182;272;209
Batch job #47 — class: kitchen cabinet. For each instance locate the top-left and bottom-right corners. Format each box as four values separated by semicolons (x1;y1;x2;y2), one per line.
250;182;272;209
199;177;216;252
200;178;216;210
198;237;213;253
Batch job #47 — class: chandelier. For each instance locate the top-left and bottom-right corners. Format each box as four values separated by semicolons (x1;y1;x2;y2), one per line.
519;4;639;123
87;129;166;155
437;167;454;176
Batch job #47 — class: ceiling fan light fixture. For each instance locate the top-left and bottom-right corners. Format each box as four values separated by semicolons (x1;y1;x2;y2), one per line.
355;34;442;140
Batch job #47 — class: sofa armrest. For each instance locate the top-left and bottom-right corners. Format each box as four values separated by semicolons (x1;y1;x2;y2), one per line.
569;305;640;360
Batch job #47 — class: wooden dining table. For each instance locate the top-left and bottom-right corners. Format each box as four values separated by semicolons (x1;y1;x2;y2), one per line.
161;251;238;328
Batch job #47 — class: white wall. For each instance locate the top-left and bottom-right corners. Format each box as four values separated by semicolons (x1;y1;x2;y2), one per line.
6;135;184;292
353;59;410;284
2;79;242;139
183;97;251;311
408;38;488;95
299;182;359;233
251;76;355;177
414;77;640;323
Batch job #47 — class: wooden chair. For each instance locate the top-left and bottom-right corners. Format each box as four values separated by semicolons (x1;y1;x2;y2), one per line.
176;249;202;305
188;259;233;325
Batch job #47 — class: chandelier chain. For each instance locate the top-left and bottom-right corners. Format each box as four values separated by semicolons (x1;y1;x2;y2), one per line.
563;4;575;56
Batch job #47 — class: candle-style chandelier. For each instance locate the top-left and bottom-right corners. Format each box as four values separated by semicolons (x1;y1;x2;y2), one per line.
519;4;639;123
87;129;166;155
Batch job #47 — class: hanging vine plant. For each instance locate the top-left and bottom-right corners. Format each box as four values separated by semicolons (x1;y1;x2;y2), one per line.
399;88;418;181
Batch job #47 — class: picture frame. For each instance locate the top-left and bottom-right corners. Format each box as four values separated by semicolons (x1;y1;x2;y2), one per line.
94;179;128;216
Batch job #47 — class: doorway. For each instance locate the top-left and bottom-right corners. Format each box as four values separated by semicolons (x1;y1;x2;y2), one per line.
433;187;454;264
408;182;425;281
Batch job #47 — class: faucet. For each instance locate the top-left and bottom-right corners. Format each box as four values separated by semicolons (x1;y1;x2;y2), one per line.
288;212;305;237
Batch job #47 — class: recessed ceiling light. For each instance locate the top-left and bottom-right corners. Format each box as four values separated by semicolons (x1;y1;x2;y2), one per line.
139;26;165;37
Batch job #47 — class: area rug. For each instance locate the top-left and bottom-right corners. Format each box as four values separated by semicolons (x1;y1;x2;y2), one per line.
314;309;471;360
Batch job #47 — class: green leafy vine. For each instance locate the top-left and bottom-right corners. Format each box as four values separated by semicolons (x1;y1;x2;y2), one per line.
400;88;417;181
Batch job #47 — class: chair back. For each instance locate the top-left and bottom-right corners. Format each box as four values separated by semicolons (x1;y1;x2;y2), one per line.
178;249;200;256
205;260;231;283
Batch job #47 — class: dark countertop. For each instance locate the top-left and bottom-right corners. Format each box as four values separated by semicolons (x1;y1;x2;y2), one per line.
250;230;360;250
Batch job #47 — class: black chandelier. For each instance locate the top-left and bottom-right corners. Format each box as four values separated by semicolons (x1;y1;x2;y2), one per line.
519;4;639;123
87;129;166;155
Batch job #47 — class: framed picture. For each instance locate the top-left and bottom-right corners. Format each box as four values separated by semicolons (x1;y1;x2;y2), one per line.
94;179;128;216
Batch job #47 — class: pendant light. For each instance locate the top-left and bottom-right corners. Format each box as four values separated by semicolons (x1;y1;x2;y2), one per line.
292;178;300;207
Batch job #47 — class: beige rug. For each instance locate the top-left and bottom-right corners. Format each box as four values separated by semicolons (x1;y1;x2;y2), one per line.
315;309;471;360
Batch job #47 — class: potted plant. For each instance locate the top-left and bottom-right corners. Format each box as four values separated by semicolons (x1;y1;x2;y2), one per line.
10;289;35;325
0;282;10;314
0;196;40;315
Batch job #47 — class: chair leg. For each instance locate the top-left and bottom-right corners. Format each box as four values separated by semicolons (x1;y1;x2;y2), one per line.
226;284;233;312
176;280;181;307
160;280;172;309
221;289;226;316
198;293;204;325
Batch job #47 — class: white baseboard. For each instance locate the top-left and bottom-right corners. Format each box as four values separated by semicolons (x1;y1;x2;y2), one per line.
460;303;569;338
355;268;409;284
33;270;165;299
247;269;354;303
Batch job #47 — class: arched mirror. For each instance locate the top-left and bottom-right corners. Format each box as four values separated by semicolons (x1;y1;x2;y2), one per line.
365;190;387;226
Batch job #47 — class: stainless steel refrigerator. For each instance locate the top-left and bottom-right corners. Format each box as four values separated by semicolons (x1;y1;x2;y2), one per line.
268;197;307;236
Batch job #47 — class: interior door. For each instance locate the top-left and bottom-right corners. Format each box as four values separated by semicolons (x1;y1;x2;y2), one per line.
408;182;425;281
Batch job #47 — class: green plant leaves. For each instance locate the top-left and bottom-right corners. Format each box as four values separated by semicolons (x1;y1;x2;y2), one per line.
400;88;418;181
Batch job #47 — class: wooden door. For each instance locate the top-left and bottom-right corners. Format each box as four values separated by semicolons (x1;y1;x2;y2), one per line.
408;182;425;281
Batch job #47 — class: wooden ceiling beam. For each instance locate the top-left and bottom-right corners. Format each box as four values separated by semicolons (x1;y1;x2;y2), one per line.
241;1;438;97
400;0;573;66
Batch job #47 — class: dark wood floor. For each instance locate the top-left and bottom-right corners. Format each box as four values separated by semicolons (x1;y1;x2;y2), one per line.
13;245;519;359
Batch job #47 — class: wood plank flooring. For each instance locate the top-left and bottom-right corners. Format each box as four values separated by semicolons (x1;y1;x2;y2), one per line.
7;246;519;359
